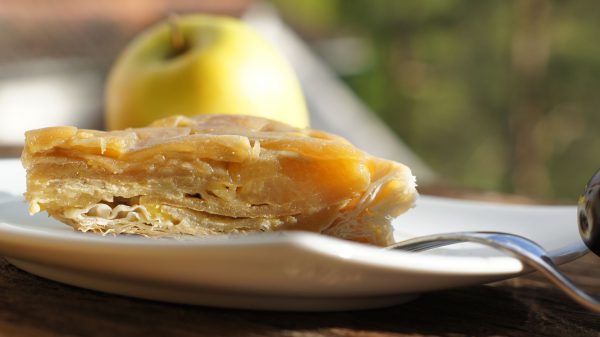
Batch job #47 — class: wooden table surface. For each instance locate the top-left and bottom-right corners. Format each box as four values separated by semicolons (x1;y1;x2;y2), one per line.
1;148;600;336
1;254;600;337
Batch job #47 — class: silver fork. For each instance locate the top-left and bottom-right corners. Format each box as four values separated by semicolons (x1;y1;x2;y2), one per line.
385;231;600;313
384;168;600;313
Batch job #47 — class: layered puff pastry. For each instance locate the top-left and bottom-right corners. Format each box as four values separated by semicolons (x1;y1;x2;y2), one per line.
21;115;417;246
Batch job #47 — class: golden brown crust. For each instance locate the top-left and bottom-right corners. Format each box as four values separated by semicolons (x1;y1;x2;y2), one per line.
22;114;417;246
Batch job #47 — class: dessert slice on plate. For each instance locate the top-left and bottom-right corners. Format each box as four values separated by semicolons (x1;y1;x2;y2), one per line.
21;115;417;246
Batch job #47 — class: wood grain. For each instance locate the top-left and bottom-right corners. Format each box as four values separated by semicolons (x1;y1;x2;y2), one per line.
1;254;600;337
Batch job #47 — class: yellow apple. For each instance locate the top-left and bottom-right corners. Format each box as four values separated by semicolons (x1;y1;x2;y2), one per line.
105;15;309;130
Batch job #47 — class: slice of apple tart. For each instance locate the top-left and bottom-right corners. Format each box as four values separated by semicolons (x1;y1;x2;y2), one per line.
21;115;417;246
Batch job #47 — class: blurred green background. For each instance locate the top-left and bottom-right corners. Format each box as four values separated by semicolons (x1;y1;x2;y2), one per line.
271;0;600;201
0;0;598;202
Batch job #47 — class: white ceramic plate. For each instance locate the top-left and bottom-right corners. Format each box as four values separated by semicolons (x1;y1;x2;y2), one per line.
0;159;587;311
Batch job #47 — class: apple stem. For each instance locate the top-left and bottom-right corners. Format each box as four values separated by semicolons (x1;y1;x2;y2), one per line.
167;14;188;58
